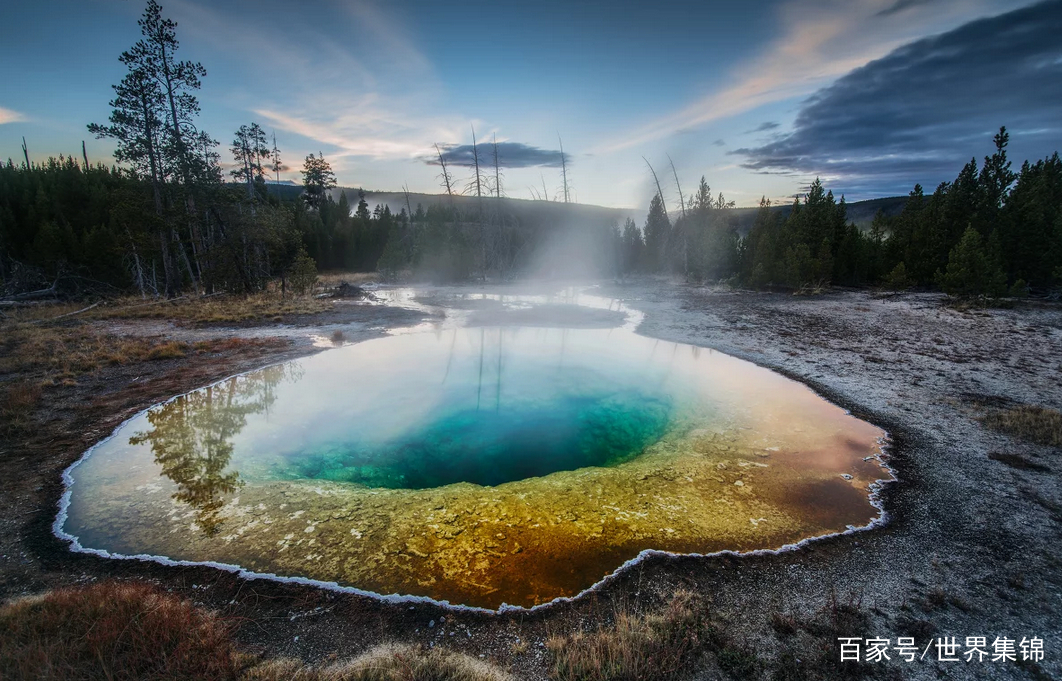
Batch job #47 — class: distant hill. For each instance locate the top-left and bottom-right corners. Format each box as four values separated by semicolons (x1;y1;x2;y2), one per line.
267;184;907;233
727;195;908;234
346;189;637;227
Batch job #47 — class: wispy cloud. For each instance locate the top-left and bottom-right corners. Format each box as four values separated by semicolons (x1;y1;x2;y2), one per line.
592;0;1011;153
0;106;25;125
745;121;780;134
337;0;432;75
255;103;465;162
876;0;936;16
168;0;463;177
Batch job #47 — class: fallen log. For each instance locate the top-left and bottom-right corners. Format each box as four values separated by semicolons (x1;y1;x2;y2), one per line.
1;283;58;302
30;301;101;324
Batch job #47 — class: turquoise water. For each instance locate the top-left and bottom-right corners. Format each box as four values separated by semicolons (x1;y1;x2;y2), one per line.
290;389;671;488
283;355;673;488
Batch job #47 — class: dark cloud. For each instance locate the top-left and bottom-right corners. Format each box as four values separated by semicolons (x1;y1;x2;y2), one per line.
732;0;1062;197
426;142;570;168
745;121;780;134
713;139;726;146
876;0;935;17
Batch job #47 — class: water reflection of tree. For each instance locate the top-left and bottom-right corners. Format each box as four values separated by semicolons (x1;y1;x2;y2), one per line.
130;364;299;536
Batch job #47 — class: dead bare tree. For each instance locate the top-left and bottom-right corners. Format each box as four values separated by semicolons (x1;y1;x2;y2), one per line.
82;141;90;171
559;136;571;203
463;126;489;277
466;125;484;199
643;157;668;222
668;155;686;220
434;143;456;202
21;137;29;169
528;175;551;200
668;154;688;280
402;183;414;219
271;131;282;185
491;133;504;198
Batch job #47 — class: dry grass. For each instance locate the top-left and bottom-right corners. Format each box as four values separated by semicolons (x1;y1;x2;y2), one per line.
546;591;714;681
89;291;333;325
981;404;1062;447
0;325;178;380
317;271;379;288
0;321;289;440
0;380;42;434
0;582;514;681
0;581;240;681
0;324;285;385
241;644;513;681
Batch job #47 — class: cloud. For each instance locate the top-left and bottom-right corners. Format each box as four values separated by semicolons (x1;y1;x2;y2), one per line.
745;121;780;134
338;1;432;75
255;104;466;162
731;0;1062;196
592;0;1012;154
168;0;467;180
713;139;726;146
427;142;569;169
0;106;25;125
876;0;936;16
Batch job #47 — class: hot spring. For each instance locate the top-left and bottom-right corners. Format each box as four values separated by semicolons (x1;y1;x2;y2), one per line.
57;320;890;609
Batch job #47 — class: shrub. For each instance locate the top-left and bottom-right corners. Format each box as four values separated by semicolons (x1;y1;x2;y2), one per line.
883;261;911;290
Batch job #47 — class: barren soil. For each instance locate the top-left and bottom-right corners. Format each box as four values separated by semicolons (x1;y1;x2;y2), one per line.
2;280;1060;680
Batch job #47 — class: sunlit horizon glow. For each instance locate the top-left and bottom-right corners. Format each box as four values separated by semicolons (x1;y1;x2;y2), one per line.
1;0;1059;210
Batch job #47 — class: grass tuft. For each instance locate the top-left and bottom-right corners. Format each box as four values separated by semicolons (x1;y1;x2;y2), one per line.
0;380;42;434
240;644;513;681
546;591;711;681
1;582;514;681
981;405;1062;447
0;581;239;681
145;340;188;360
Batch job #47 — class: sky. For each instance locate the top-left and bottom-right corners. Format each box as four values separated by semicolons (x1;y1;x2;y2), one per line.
1;0;1060;210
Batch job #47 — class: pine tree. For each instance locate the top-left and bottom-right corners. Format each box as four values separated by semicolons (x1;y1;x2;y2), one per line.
301;152;336;210
643;194;670;272
231;123;270;200
620;217;643;275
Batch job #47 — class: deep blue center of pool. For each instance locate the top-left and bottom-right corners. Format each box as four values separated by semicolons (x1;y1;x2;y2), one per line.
287;389;671;489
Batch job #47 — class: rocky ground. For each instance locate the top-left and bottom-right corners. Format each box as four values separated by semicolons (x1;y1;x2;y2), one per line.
1;279;1060;680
